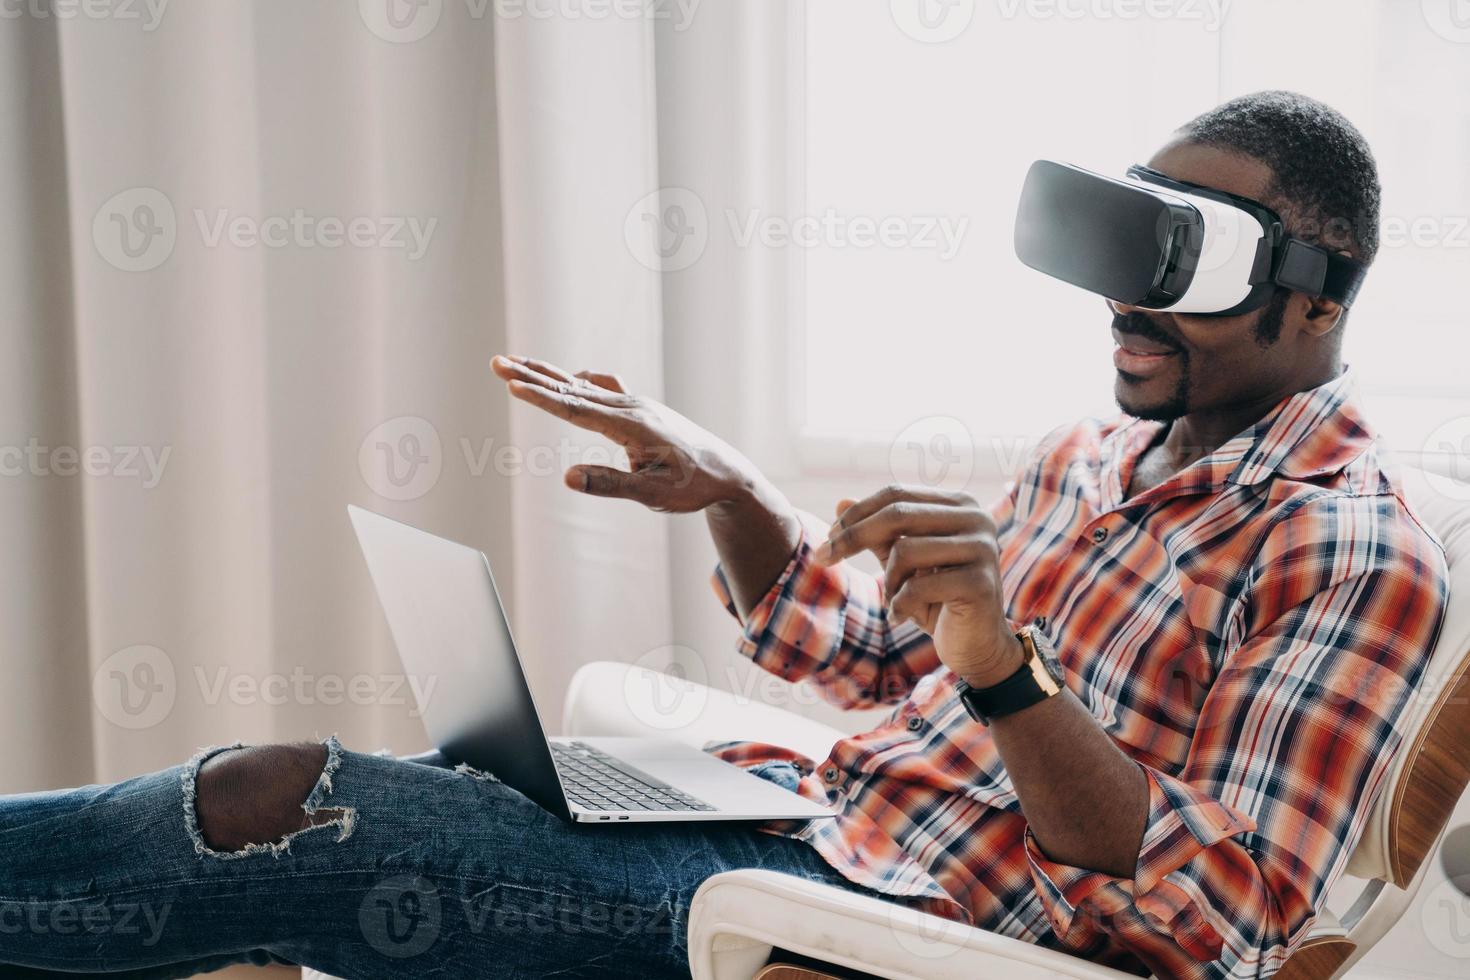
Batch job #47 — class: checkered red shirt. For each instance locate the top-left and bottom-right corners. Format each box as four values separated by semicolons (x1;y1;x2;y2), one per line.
707;371;1447;979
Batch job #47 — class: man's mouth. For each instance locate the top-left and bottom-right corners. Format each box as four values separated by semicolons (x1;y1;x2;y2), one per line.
1111;327;1180;376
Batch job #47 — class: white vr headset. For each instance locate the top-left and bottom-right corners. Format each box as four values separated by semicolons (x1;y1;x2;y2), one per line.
1013;160;1368;316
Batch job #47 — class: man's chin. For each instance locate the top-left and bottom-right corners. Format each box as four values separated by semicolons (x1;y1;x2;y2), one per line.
1115;371;1187;422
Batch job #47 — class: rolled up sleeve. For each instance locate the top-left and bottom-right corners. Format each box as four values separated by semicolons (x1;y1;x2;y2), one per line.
709;510;940;708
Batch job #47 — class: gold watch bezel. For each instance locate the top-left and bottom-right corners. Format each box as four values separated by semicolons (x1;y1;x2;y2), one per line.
1016;625;1064;697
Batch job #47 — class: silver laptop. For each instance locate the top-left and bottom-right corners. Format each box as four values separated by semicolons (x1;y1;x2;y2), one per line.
348;506;834;825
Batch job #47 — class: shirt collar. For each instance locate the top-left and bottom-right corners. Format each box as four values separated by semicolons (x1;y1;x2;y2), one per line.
1225;369;1373;486
1100;369;1374;509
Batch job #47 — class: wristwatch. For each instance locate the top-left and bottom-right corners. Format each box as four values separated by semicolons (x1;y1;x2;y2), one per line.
954;624;1065;725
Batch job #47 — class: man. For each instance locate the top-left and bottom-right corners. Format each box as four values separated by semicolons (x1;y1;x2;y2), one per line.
0;92;1447;979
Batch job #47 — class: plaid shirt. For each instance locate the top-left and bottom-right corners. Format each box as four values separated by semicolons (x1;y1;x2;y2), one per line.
707;371;1447;979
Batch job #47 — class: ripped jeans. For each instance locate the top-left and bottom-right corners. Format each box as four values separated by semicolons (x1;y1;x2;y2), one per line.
0;737;862;978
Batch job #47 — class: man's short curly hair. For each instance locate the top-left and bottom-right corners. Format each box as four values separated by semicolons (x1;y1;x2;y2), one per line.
1179;90;1381;264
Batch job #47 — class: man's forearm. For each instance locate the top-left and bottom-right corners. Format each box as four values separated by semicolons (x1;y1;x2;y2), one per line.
705;476;802;621
989;688;1149;878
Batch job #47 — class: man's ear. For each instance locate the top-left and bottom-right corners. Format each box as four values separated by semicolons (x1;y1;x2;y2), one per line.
1301;294;1345;335
1300;248;1356;336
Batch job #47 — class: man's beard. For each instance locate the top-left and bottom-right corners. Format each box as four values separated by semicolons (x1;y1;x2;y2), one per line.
1112;311;1189;422
1112;290;1289;422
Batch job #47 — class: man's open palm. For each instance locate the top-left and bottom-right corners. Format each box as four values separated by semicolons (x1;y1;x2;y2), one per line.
490;354;756;514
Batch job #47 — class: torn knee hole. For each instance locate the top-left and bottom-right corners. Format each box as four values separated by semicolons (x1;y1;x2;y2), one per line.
188;740;356;856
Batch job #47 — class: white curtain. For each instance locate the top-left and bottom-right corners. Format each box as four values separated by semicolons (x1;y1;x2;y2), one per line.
0;1;678;791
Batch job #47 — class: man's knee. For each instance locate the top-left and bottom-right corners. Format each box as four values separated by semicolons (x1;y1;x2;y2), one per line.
193;742;347;853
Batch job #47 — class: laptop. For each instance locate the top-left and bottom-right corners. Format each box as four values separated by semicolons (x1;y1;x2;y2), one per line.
348;506;835;824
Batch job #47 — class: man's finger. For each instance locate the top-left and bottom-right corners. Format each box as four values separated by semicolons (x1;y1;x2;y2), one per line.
566;464;659;504
817;502;987;564
501;354;576;384
575;370;628;394
833;484;971;534
506;380;638;441
495;357;634;408
888;567;969;630
883;535;989;600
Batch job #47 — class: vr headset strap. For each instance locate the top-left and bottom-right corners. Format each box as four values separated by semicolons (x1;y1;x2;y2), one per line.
1271;239;1369;308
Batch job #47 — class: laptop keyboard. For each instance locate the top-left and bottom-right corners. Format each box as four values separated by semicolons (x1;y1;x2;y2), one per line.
551;741;716;812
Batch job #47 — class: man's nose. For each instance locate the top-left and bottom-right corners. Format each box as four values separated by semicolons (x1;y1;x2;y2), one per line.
1107;298;1142;317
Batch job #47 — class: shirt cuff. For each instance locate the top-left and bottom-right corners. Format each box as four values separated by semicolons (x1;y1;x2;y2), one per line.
1024;765;1256;953
709;511;831;661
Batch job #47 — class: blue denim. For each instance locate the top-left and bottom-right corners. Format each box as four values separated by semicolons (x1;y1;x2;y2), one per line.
0;739;862;978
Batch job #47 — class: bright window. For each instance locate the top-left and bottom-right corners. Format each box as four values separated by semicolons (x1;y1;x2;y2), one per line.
798;0;1470;467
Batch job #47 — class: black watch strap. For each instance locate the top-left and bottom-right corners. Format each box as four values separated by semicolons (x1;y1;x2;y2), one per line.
955;663;1052;726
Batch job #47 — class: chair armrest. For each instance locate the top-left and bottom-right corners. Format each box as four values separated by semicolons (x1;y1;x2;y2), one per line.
561;661;844;763
688;869;1141;980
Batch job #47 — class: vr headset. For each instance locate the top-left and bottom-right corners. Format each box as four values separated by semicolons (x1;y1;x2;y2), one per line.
1013;160;1368;316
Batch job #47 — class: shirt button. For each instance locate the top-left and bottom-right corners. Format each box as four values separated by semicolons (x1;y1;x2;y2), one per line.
822;766;840;783
1090;526;1109;545
906;716;924;732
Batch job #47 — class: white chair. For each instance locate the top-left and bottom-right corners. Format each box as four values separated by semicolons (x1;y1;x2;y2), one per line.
560;466;1470;980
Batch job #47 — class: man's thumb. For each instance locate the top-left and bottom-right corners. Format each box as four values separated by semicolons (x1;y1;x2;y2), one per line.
566;465;649;502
